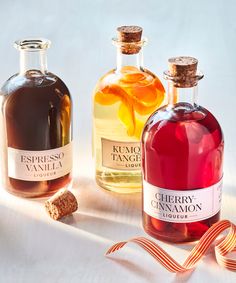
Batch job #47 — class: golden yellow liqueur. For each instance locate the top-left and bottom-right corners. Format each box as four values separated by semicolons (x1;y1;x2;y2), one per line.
93;26;165;193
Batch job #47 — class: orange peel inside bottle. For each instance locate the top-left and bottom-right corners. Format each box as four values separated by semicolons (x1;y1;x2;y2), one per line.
94;68;165;139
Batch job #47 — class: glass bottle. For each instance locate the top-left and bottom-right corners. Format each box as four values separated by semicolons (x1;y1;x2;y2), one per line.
93;26;165;193
142;57;224;242
0;38;73;198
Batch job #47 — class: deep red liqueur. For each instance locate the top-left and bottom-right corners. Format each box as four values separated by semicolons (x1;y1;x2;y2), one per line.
142;57;224;242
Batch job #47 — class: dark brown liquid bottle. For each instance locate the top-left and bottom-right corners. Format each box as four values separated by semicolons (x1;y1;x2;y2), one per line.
0;39;73;198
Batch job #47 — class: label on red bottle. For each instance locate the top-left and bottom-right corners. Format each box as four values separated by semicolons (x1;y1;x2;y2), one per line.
7;142;73;181
101;138;141;171
143;179;222;223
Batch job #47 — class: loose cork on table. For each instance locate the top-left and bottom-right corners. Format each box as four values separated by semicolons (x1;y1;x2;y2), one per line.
45;189;78;220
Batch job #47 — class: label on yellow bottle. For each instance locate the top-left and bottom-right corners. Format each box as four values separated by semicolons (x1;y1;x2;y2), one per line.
101;138;141;171
143;179;222;223
8;142;72;181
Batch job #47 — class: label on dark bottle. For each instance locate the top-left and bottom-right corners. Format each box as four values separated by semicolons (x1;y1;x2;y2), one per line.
101;138;141;171
143;179;222;223
8;143;72;181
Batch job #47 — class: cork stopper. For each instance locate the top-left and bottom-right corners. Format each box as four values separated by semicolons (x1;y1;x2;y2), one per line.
165;56;202;87
116;26;143;54
117;26;142;43
45;189;78;220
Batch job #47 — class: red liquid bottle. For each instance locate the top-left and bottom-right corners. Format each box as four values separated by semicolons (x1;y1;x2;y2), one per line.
142;57;224;242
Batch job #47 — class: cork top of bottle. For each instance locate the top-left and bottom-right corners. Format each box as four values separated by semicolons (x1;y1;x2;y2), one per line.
115;25;144;55
164;56;203;87
117;26;143;43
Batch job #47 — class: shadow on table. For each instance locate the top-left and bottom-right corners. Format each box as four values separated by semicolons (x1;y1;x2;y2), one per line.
58;175;144;245
171;246;221;283
63;176;225;281
60;211;143;241
108;257;157;282
72;176;142;221
2;175;229;282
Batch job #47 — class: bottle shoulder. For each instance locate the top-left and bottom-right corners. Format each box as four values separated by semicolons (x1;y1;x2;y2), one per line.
143;104;223;144
94;66;163;89
1;71;71;100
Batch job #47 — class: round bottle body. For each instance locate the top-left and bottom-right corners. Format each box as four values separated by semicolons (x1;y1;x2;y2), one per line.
142;103;224;242
0;71;73;198
93;66;165;193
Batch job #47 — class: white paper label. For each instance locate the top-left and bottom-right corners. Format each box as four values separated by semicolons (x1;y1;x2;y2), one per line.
143;179;222;223
8;143;72;181
101;138;141;171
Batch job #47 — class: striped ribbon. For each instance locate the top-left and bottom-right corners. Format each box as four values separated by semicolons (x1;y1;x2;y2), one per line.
106;220;236;272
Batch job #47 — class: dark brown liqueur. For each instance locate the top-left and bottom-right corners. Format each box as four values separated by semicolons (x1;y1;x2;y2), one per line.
1;70;72;197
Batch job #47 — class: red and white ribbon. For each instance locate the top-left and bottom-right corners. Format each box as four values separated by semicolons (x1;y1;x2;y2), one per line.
106;220;236;272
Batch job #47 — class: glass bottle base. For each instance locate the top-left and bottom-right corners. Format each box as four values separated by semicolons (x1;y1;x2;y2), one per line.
143;212;220;243
5;174;72;199
96;170;141;194
143;225;200;243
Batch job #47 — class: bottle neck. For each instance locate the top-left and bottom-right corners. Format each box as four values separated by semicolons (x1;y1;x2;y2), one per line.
116;48;143;71
19;50;47;74
168;82;198;107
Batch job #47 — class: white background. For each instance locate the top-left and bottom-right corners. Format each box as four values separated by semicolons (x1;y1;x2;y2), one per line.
0;0;235;282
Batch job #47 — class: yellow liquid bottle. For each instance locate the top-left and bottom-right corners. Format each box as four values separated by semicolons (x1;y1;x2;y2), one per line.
93;26;165;193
